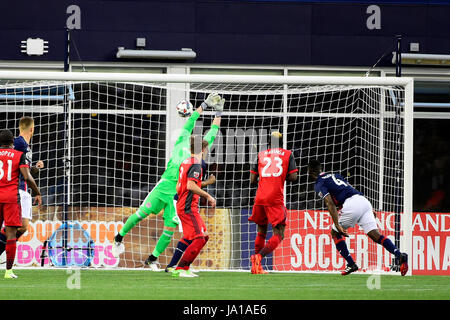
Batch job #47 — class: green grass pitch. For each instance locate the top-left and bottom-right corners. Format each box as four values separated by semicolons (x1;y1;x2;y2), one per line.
0;269;448;300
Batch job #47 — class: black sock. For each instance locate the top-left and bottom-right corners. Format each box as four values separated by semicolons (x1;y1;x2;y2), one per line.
148;254;157;262
0;232;6;256
115;233;123;243
167;238;192;268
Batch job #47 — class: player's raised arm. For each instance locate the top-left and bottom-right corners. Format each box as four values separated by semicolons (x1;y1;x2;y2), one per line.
203;97;224;147
19;163;42;207
174;93;222;147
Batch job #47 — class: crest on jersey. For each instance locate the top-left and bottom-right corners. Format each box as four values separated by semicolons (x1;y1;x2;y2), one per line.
193;172;200;179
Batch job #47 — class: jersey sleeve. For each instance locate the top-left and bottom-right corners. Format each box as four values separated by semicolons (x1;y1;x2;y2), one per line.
187;163;202;183
203;124;220;148
14;138;27;154
287;153;298;174
173;110;201;147
19;152;29;168
315;180;329;199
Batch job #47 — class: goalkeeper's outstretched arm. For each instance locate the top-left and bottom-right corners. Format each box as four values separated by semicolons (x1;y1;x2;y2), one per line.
174;93;222;147
203;97;224;147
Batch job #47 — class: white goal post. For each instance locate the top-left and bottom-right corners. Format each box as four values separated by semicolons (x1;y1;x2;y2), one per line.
0;70;413;275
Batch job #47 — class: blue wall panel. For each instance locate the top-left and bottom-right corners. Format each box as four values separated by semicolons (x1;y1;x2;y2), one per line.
1;1;450;66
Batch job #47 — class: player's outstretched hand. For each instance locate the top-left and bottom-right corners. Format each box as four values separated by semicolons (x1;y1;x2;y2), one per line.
36;160;45;169
207;174;216;185
215;98;225;114
207;195;216;208
34;195;42;208
202;92;221;110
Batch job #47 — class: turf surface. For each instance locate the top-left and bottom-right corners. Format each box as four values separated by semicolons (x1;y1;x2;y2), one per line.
0;269;448;300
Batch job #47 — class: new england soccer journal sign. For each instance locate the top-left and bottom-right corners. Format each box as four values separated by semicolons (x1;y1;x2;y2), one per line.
274;211;450;275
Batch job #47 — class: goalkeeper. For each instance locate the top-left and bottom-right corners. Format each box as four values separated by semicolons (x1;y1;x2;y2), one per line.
112;93;224;270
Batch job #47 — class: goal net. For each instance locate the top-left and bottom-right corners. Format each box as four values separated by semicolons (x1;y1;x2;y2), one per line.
0;72;413;274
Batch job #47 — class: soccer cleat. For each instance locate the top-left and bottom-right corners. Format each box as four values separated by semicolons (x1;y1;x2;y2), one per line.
172;269;198;278
399;253;409;276
165;266;175;273
4;270;18;279
341;264;359;276
111;241;125;258
145;259;161;271
251;254;267;274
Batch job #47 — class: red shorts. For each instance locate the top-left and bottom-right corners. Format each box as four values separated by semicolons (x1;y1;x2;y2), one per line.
249;204;287;227
0;203;22;227
178;211;207;241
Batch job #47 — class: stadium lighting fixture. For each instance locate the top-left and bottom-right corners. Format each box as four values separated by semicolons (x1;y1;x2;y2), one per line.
392;52;450;66
116;47;196;60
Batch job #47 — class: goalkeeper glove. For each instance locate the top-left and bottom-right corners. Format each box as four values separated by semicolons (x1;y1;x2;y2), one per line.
214;98;225;117
201;92;221;110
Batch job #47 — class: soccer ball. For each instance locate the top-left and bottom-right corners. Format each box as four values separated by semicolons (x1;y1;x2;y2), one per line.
176;100;193;118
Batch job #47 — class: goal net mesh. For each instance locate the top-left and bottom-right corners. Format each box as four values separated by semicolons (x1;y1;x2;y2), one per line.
0;79;406;272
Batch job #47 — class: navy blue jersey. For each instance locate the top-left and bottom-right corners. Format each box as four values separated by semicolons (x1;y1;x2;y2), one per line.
314;172;362;207
14;136;32;191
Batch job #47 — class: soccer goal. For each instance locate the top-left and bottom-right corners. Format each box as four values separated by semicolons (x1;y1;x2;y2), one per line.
0;71;413;275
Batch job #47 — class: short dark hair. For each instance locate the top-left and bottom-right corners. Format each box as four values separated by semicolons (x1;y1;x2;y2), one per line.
0;129;14;146
308;159;322;175
190;135;208;154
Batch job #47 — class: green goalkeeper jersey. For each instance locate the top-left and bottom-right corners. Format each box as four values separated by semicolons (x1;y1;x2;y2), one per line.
158;110;219;195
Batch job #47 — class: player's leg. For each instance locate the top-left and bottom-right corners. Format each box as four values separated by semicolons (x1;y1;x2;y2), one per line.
0;228;5;256
144;199;178;270
331;228;358;275
16;189;32;239
333;196;362;275
255;224;268;255
165;237;193;272
251;205;287;274
3;203;22;279
112;189;165;257
173;235;208;277
172;213;208;277
365;225;408;276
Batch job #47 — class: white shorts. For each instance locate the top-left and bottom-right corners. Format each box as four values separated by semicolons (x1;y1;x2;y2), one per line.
19;189;32;220
332;194;378;234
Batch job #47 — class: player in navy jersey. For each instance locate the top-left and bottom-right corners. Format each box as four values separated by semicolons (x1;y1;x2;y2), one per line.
0;117;44;258
0;130;42;279
308;160;408;276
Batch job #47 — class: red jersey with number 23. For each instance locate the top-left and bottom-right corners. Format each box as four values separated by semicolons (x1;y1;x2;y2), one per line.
251;148;298;206
0;148;29;203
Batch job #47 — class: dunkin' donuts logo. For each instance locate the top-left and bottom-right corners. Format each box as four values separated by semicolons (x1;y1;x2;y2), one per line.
14;220;124;267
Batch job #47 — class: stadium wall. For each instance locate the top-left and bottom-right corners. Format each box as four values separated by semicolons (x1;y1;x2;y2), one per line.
1;1;450;66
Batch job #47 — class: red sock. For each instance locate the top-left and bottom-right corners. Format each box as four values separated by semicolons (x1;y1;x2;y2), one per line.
6;239;17;270
255;232;266;254
259;234;282;258
178;237;207;269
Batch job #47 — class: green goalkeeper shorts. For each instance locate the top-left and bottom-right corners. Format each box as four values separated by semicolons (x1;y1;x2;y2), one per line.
139;180;180;228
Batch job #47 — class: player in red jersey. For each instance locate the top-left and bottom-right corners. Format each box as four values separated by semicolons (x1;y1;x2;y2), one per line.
0;130;42;279
172;135;216;278
249;132;298;274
